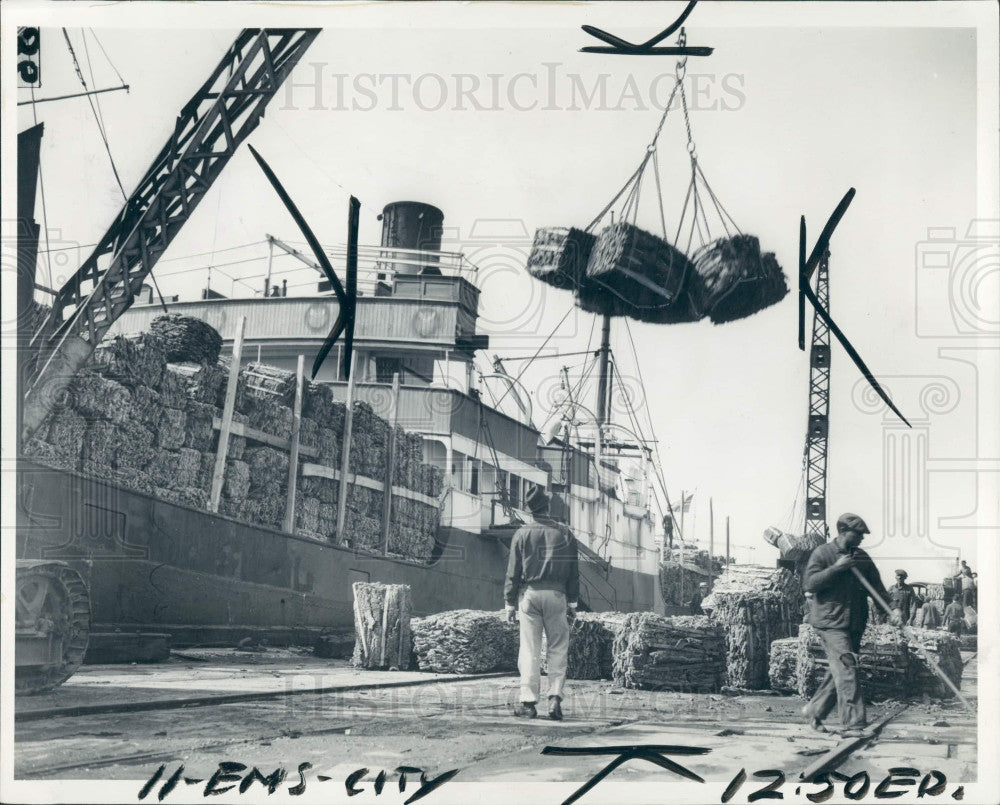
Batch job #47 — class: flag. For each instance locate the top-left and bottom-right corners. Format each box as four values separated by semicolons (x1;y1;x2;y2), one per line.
670;493;693;515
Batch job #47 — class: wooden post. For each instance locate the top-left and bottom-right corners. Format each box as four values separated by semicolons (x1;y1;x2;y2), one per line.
709;497;714;592
725;516;731;574
283;354;305;533
209;316;246;513
335;363;357;546
381;373;401;554
679;489;685;606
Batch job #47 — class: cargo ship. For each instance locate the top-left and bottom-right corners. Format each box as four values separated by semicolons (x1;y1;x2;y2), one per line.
14;30;663;693
16;200;663;648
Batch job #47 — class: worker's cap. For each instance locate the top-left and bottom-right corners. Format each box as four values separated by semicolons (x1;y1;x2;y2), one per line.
525;484;549;513
895;569;908;578
698;583;708;589
836;513;870;535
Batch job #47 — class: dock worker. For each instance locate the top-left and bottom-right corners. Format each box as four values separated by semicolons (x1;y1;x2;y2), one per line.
959;562;976;609
690;583;708;615
888;570;918;624
943;598;965;636
505;484;580;721
801;513;901;738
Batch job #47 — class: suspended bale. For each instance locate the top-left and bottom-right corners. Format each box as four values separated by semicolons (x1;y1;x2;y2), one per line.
411;610;519;674
351;583;413;670
688;235;789;325
768;637;800;693
612;612;725;692
92;334;166;390
150;314;223;365
584;223;694;318
762;527;825;563
526;226;597;291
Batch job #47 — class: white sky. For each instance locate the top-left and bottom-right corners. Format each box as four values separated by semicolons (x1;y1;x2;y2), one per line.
10;4;999;582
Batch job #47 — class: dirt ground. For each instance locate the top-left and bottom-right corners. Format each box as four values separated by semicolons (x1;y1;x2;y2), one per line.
14;650;977;794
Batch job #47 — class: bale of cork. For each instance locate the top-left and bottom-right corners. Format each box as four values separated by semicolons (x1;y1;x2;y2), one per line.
526;227;596;291
688;235;788;325
768;637;800;693
411;610;519;674
612;612;725;692
149;314;223;365
351;582;413;670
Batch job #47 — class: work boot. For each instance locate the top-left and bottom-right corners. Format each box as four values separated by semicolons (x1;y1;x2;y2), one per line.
513;702;537;719
548;695;563;721
839;726;867;738
800;704;827;733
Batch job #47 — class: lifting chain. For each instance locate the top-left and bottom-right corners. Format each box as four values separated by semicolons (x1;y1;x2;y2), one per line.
676;28;697;161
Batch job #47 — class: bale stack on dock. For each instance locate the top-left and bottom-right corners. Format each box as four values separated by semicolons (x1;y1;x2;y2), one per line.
22;316;444;564
612;613;725;692
701;565;803;689
526;227;596;291
411;610;519;674
351;582;413;670
767;637;800;693
658;560;710;607
687;234;788;324
540;611;629;680
794;623;962;701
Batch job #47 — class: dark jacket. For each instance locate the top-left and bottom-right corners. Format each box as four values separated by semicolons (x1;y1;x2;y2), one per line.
803;540;890;635
889;582;916;621
504;516;580;607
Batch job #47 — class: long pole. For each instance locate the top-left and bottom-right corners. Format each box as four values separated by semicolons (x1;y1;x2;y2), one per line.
209;316;245;513
595;312;612;427
709;497;714;591
282;354;305;533
850;566;973;714
725;516;730;574
335;365;357;546
679;488;685;607
381;372;401;554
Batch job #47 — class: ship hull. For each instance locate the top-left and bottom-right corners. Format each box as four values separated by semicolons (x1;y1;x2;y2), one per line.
16;461;656;645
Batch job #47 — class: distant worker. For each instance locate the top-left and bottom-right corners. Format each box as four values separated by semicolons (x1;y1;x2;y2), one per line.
960;562;976;609
505;484;579;721
690;583;708;615
944;598;965;636
888;570;918;624
801;513;901;737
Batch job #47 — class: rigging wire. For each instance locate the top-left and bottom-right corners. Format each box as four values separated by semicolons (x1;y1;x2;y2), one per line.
29;87;54;290
62;28;127;199
87;28;127;85
491;304;576;410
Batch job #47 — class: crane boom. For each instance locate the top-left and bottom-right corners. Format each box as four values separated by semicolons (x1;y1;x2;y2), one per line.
803;251;831;542
22;28;319;439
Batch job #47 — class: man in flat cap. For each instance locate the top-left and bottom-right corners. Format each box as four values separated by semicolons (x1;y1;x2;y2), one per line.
802;513;901;737
505;484;579;721
889;569;919;625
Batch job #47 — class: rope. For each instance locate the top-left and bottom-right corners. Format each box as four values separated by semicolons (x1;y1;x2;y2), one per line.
62;28;127;199
492;303;575;409
88;28;127;85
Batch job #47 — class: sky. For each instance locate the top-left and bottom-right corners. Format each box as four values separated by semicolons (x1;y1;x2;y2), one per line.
11;3;998;582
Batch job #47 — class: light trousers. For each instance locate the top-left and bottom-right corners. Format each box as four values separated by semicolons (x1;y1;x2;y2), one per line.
805;627;866;729
517;587;570;704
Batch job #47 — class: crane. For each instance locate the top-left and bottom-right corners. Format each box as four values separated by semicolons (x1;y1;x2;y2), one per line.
22;28;319;439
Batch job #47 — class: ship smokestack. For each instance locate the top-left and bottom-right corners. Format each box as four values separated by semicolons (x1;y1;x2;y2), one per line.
378;201;445;278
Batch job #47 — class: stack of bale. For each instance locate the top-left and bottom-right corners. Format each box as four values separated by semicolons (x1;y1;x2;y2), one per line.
541;611;629;680
768;637;800;693
687;235;788;324
612;613;725;692
410;610;519;673
658;560;710;607
351;582;412;670
22;317;444;563
702;565;803;689
795;623;962;700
